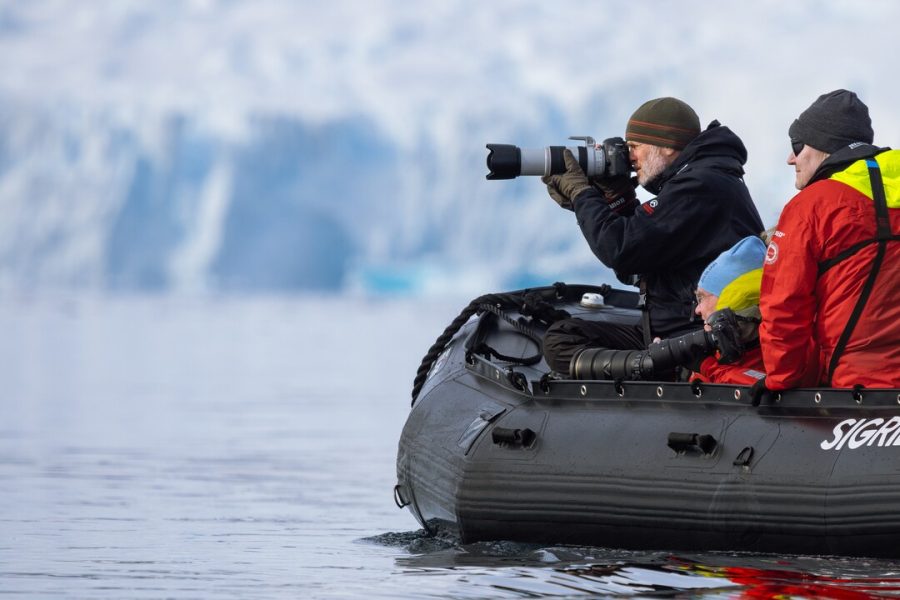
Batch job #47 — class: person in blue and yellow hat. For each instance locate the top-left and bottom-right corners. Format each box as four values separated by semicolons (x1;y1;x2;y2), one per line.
568;236;768;384
692;235;768;385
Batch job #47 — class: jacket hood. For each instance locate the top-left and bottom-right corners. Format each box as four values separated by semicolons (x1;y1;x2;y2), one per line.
643;121;748;195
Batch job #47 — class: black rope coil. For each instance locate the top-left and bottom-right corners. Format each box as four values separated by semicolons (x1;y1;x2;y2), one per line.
410;297;484;406
409;283;617;405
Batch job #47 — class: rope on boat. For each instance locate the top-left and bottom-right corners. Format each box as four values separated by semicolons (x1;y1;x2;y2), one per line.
409;283;614;405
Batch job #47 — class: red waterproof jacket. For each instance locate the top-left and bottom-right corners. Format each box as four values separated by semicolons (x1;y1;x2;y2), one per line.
692;346;765;385
760;147;900;390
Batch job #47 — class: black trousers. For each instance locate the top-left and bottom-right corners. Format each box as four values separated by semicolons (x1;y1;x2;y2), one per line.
542;318;645;375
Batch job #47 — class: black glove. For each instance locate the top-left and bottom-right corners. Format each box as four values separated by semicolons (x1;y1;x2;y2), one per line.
542;149;592;210
592;175;639;215
749;377;772;406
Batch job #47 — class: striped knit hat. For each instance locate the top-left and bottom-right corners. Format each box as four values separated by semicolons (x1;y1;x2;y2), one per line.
625;97;701;150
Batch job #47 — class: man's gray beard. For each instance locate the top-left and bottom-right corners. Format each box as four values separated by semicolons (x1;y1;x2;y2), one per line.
637;145;671;187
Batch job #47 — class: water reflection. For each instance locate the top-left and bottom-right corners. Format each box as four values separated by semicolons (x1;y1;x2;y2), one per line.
381;531;900;598
6;295;900;599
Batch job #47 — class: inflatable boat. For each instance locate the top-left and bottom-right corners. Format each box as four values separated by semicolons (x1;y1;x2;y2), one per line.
394;284;900;558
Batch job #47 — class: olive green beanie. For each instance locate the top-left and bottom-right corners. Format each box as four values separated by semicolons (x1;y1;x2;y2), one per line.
625;97;701;150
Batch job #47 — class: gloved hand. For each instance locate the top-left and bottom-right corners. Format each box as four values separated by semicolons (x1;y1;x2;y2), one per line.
542;149;593;210
749;377;772;406
592;175;639;215
542;175;574;210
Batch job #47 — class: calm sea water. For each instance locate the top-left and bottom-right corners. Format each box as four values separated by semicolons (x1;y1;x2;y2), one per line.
3;294;900;598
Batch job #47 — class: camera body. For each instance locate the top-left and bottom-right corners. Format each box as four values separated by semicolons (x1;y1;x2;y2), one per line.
486;136;631;181
704;308;746;365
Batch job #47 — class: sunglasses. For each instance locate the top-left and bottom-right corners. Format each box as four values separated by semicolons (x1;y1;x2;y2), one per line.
791;139;805;156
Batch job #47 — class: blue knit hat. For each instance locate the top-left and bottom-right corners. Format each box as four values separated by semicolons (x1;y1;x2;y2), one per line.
698;236;767;307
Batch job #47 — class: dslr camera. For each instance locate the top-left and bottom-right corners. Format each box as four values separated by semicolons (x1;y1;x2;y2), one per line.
485;136;631;180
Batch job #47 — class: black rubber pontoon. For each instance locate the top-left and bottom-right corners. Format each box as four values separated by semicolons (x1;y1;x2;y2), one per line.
395;284;900;558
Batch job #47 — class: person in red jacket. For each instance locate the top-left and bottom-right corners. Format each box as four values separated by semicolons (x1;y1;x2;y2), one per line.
757;90;900;394
690;235;767;385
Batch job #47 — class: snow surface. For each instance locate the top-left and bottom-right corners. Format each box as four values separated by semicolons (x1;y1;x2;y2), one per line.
1;0;899;295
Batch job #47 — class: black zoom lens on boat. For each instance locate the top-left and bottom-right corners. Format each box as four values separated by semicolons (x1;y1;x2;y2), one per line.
485;136;631;180
570;309;747;380
571;330;716;380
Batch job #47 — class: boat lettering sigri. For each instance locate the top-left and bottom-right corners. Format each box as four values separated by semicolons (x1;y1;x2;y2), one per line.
820;417;900;450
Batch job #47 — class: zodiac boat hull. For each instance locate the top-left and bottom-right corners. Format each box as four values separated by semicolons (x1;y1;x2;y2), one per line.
395;286;900;558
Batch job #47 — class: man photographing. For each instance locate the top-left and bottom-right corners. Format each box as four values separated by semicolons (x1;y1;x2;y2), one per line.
540;97;764;376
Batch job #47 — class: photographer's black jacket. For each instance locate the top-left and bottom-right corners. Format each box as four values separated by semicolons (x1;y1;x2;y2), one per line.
573;121;764;338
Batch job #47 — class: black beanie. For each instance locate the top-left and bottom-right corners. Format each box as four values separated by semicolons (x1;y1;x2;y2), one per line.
625;97;701;150
788;89;873;154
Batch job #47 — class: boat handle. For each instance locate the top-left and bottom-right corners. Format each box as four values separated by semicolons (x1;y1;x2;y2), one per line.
393;484;410;508
492;427;536;448
667;432;717;455
733;446;755;467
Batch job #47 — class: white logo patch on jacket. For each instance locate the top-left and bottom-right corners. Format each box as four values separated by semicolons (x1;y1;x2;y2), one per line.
765;240;779;264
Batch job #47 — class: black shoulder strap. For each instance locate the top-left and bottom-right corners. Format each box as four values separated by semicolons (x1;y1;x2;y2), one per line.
825;159;893;384
818;238;875;276
638;277;652;346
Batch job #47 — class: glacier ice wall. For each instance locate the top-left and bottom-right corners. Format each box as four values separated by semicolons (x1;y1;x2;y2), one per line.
2;0;899;295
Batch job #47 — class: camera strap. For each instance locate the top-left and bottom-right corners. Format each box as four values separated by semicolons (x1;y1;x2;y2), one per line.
638;278;652;346
824;158;895;385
